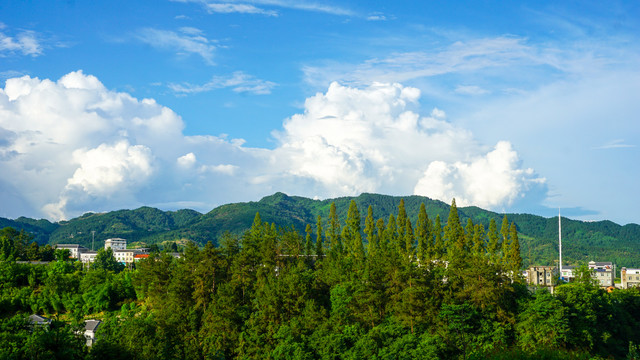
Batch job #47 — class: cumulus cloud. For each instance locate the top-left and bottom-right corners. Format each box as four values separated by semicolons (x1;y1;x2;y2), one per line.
169;71;277;95
0;71;545;220
271;82;545;204
414;141;545;209
135;27;216;65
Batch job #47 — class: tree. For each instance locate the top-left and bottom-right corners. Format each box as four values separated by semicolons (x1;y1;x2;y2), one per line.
344;200;364;264
327;203;342;258
472;223;485;255
416;203;431;263
305;224;313;256
315;215;324;258
487;218;500;262
444;199;465;259
397;199;408;242
517;290;569;351
433;215;444;259
93;247;124;273
507;223;522;272
364;206;376;257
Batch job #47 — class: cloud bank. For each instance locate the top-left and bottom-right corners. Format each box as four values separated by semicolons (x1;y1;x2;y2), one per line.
0;71;545;220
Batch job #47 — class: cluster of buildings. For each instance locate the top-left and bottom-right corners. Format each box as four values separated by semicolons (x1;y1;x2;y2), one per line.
525;261;640;290
55;238;150;265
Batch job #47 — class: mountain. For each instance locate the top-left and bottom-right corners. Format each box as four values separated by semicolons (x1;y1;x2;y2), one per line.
2;192;640;268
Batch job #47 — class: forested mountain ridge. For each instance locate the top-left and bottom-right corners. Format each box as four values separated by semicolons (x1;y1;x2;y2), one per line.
2;192;639;267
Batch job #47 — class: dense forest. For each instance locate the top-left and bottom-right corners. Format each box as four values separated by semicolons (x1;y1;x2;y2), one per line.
2;193;640;269
2;199;640;359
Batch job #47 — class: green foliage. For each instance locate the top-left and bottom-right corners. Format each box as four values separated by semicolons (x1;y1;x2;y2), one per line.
3;197;640;359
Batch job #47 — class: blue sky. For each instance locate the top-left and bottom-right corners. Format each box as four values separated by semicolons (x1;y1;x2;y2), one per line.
0;0;639;225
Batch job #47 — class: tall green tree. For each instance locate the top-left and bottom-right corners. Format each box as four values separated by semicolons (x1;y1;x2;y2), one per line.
444;199;465;259
344;200;364;264
415;203;431;263
487;218;500;262
315;215;324;258
397;199;408;243
364;205;376;257
327;203;342;258
433;215;444;259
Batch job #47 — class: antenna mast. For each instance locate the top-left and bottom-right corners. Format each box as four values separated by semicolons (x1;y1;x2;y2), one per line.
558;209;562;279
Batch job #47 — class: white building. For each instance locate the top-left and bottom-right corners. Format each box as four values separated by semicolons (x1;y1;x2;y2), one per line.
55;244;89;259
80;251;98;263
83;320;102;347
589;261;615;287
104;238;127;251
621;268;640;289
560;265;576;282
114;249;136;264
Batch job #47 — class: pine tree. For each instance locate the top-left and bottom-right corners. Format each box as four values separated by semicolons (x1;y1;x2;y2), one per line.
472;223;486;255
397;199;407;240
403;218;415;261
305;224;313;256
500;215;510;266
434;215;444;258
508;222;522;272
385;214;398;255
327;202;342;258
315;215;324;257
464;218;474;252
376;218;387;254
487;218;500;261
364;205;376;257
416;203;429;263
444;199;465;257
344;200;364;263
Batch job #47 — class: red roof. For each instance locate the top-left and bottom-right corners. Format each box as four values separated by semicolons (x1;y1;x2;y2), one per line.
134;254;150;259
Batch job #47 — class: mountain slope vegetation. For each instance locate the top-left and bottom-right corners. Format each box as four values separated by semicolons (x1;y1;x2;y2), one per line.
2;192;639;267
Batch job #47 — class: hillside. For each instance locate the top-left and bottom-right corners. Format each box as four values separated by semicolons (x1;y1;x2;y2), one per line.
2;192;639;268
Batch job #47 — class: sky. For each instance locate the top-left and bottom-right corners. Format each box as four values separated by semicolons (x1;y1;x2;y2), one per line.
0;0;639;225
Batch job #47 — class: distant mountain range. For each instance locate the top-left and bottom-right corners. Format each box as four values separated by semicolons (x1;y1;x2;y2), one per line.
2;192;639;268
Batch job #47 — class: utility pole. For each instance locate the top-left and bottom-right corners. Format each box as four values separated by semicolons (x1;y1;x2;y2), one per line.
558;209;562;280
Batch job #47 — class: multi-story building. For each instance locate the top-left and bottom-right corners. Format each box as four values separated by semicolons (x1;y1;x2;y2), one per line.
55;244;89;259
560;265;576;282
104;238;127;251
80;251;98;263
526;266;557;287
114;249;136;264
588;261;615;287
621;268;640;289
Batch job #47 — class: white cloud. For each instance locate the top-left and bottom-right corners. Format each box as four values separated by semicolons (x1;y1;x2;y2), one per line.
169;71;277;95
206;3;278;16
455;85;489;95
594;139;636;150
271;82;544;204
135;27;216;65
366;13;387;21
177;152;197;168
0;71;545;220
303;37;541;86
173;0;354;16
414;141;545;209
67;141;154;195
0;25;42;57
